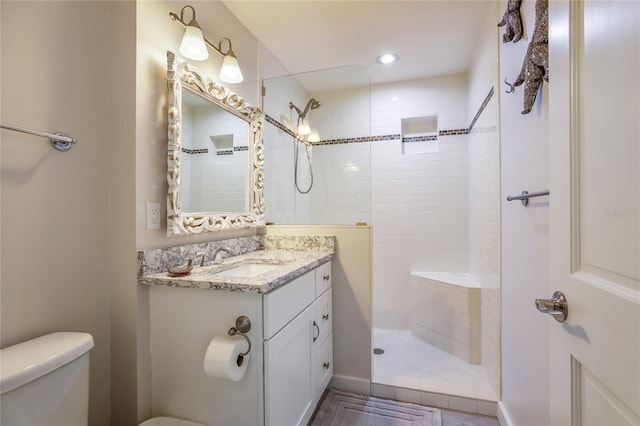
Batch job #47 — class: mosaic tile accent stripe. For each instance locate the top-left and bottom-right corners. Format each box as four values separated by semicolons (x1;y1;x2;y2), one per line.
438;129;469;136
468;87;494;132
266;86;492;147
265;112;491;146
183;146;248;156
402;135;439;142
316;134;400;145
182;148;209;154
266;114;296;138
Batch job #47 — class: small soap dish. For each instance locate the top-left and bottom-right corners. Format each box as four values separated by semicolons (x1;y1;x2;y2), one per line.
168;259;193;277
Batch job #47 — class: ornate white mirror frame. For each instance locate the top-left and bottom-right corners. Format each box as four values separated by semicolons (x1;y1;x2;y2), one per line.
167;51;265;237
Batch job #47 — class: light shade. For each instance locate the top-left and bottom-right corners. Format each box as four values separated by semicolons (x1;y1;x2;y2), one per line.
297;119;311;136
180;25;208;61
219;52;244;84
307;130;320;143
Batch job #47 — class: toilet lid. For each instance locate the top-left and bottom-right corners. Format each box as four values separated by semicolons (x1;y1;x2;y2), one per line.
139;417;205;426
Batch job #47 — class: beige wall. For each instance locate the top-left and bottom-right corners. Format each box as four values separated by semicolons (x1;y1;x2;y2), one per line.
265;225;372;392
1;2;116;425
109;2;138;425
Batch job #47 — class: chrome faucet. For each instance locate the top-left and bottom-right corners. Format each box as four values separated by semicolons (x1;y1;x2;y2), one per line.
213;246;235;264
195;251;208;267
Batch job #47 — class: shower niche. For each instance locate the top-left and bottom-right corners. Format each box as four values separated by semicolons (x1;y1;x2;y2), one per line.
401;115;439;155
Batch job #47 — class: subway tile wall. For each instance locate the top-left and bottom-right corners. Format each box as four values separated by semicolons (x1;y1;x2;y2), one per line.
370;75;471;329
264;74;473;329
262;71;371;224
308;141;372;224
371;135;470;329
467;7;501;397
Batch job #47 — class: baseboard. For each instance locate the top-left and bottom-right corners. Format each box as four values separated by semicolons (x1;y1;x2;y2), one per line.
329;375;371;396
497;401;514;426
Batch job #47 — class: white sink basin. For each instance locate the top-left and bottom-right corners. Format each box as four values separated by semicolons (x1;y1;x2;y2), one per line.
214;263;280;278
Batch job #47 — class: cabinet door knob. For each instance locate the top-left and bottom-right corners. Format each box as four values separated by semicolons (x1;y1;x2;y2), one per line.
323;274;330;281
323;362;330;370
313;321;320;342
322;314;329;320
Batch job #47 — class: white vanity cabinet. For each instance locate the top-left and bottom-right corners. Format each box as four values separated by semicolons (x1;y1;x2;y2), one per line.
147;258;333;426
263;262;333;426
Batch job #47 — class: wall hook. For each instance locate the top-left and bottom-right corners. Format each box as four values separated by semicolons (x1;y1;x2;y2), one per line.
504;78;516;94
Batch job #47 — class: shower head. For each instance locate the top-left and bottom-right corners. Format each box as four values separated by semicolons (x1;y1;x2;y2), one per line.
290;98;323;120
303;98;322;117
308;98;322;110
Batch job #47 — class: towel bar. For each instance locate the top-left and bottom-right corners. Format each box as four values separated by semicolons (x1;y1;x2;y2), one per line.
506;190;550;206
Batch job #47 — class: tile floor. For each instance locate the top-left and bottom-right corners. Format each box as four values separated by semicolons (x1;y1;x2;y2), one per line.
372;328;498;402
311;388;499;426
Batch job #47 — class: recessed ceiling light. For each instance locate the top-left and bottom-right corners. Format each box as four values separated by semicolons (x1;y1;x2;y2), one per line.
376;53;399;65
391;96;399;102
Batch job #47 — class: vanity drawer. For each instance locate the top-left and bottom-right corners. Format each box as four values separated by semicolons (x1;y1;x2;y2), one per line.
315;261;332;297
263;270;315;339
313;288;332;348
315;332;333;400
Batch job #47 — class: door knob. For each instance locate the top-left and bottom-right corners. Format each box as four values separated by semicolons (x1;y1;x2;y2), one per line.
535;291;568;322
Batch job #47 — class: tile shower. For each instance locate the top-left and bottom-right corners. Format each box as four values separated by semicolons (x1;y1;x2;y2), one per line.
263;55;500;403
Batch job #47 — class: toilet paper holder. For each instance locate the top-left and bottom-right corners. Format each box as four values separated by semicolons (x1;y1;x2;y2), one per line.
228;316;252;364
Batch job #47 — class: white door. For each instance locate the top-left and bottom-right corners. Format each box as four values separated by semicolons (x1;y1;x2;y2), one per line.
548;0;639;425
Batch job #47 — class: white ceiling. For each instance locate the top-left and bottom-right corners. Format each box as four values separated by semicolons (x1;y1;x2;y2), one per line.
224;1;494;90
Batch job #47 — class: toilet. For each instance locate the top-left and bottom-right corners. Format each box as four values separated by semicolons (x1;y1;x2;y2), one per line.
0;332;94;425
0;332;204;426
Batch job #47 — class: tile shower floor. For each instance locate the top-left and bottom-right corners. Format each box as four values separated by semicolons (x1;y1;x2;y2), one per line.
372;328;498;402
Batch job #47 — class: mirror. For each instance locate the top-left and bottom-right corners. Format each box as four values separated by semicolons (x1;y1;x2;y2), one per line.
181;89;249;213
167;51;265;236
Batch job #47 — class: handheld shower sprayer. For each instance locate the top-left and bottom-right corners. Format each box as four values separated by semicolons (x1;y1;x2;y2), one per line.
289;98;323;194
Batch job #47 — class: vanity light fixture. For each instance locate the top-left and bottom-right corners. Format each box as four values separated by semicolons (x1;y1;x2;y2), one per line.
170;5;244;84
297;119;311;136
376;52;399;65
218;38;243;84
175;5;208;61
307;130;321;143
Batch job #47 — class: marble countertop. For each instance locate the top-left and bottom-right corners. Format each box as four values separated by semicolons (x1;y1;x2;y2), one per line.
138;250;334;293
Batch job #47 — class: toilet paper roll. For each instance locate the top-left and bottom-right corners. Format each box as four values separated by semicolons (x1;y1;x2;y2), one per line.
203;336;249;381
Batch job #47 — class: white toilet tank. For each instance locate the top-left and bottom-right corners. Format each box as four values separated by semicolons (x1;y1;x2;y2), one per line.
0;332;94;426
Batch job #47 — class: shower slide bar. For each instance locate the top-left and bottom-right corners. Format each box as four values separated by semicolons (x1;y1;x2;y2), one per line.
507;190;550;206
1;123;77;152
